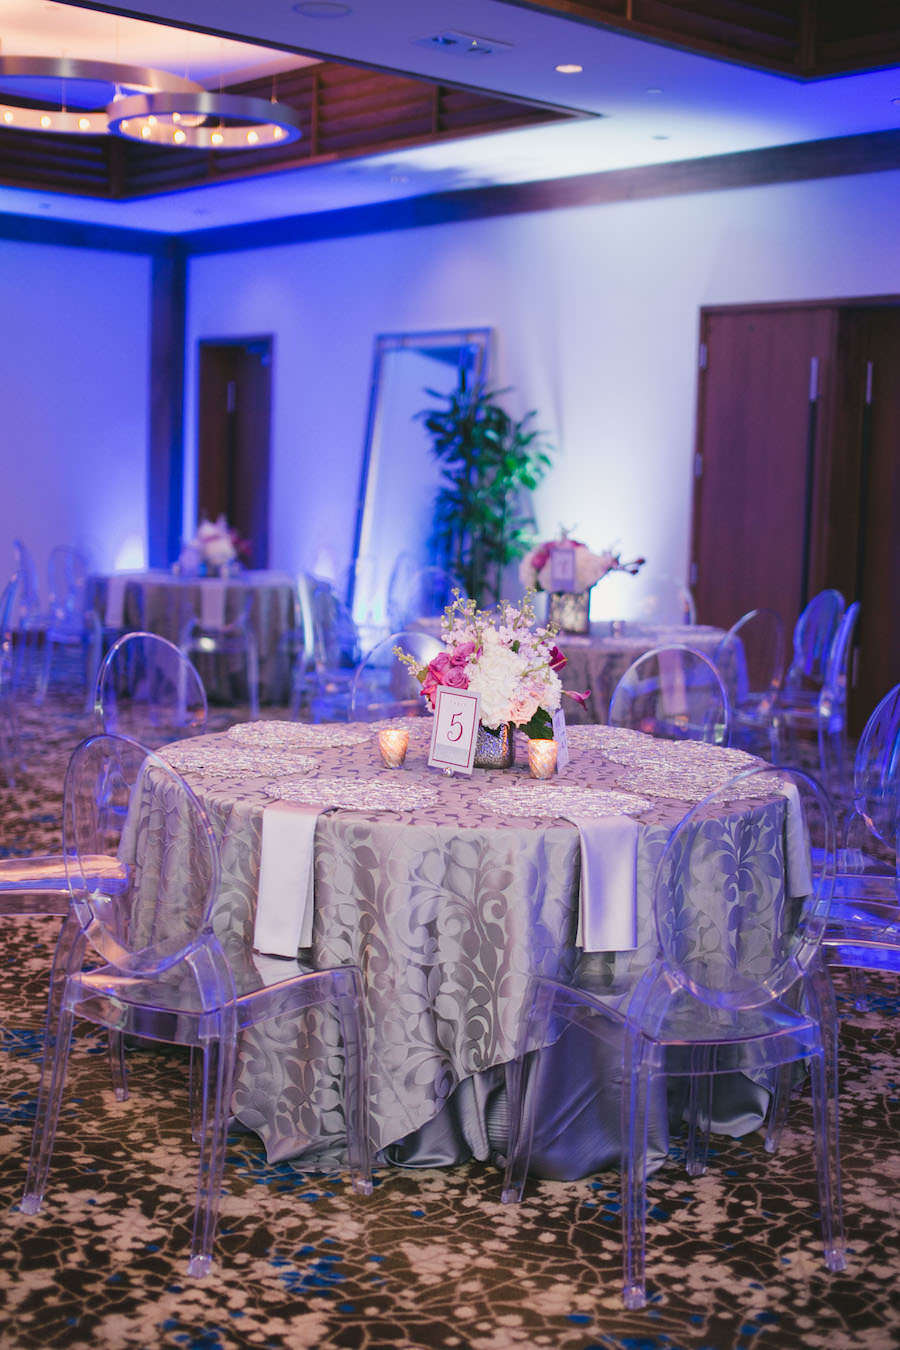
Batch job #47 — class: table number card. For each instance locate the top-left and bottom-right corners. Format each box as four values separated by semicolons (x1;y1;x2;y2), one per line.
551;707;570;772
548;545;576;592
428;688;480;774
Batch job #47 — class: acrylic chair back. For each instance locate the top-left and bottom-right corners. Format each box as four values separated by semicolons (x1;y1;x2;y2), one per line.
349;631;443;720
648;765;835;1012
46;546;89;625
785;589;845;690
95;631;208;750
62;734;220;972
851;683;900;849
395;566;464;626
714;608;784;710
608;643;731;746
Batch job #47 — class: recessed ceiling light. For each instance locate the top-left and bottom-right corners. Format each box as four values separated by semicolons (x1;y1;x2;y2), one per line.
555;63;583;74
292;2;351;17
646;87;663;95
892;96;900;105
651;133;670;140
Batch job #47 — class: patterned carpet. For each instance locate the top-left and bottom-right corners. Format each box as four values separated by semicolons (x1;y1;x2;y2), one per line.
0;688;899;1350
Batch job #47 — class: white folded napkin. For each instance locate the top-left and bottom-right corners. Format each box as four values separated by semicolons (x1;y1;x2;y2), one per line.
200;579;228;629
253;801;321;957
105;576;128;628
564;814;640;951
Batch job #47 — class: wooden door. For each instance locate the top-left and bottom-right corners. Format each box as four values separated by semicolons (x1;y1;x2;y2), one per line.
836;309;900;720
197;339;272;568
691;305;839;639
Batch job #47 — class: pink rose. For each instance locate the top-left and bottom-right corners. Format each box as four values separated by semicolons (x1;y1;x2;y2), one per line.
449;641;476;667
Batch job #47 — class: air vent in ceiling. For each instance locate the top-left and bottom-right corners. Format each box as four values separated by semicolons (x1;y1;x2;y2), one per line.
413;32;512;57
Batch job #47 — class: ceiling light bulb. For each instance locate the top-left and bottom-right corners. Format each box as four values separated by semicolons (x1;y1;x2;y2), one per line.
211;131;224;145
247;130;259;144
172;112;181;123
40;114;51;127
173;128;186;143
273;126;285;139
2;111;12;124
148;115;157;126
79;117;90;130
141;124;151;138
555;63;583;74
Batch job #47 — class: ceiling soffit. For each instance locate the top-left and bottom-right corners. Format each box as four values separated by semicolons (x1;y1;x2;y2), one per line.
498;0;900;78
0;60;576;200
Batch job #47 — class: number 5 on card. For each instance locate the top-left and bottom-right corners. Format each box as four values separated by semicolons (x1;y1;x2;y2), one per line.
428;688;480;774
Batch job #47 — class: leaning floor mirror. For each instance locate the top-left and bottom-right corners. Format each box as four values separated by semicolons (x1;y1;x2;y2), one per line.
349;328;491;644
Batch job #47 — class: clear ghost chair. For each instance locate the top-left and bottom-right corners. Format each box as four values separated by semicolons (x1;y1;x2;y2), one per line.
180;591;260;720
349;631;443;721
776;602;860;793
608;644;731;745
385;552;419;633
20;733;373;1278
393;566;464;627
502;765;845;1309
0;577;22;786
94;631;208;749
35;545;102;712
11;538;46;689
292;578;362;722
713;607;785;760
782;588;845;702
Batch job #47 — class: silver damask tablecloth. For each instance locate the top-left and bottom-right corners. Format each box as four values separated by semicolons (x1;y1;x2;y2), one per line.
89;569;296;703
558;623;728;724
120;722;788;1175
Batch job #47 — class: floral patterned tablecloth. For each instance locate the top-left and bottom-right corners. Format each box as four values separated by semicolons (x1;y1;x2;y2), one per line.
122;722;791;1171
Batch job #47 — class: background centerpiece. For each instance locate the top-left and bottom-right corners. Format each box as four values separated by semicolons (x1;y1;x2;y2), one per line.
178;516;251;577
519;534;645;634
397;593;583;768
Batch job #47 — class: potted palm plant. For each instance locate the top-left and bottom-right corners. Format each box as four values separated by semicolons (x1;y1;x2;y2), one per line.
419;377;552;607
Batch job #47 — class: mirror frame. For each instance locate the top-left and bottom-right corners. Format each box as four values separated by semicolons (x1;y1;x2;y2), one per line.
348;328;492;617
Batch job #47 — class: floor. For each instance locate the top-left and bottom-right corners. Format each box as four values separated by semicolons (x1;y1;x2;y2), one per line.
0;684;898;1350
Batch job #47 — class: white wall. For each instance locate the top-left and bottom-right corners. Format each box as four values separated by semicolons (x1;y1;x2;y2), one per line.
0;239;150;596
185;166;900;619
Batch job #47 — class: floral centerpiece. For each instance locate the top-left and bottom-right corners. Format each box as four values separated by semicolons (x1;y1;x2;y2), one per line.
518;534;645;634
396;593;587;765
178;516;250;576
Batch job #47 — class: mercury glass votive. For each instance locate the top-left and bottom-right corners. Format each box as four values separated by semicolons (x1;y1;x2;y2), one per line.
528;738;558;779
378;726;409;768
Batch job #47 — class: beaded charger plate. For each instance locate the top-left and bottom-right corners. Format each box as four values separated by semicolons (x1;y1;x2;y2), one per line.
162;742;318;778
262;775;441;811
228;720;371;749
482;784;652;819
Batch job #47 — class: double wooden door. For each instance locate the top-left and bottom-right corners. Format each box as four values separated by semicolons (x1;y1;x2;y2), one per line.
691;300;900;731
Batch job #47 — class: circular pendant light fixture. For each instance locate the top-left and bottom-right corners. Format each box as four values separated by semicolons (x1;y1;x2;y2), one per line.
0;54;204;135
107;90;303;149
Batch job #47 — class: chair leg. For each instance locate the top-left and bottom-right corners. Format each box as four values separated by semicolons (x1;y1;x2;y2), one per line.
685;1054;713;1178
622;1033;652;1310
246;634;260;722
21;917;87;1213
764;1062;794;1154
187;1029;237;1278
335;973;373;1195
34;637;54;705
501;979;557;1205
108;1030;128;1102
806;964;846;1273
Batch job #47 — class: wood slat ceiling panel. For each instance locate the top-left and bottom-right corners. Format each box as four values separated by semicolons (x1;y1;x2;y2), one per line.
504;0;900;74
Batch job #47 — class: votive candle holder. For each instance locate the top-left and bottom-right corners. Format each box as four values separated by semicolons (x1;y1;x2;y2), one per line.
528;738;558;779
378;726;409;768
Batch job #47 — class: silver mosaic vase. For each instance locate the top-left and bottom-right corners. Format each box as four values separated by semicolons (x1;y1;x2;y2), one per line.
473;721;516;769
548;589;591;635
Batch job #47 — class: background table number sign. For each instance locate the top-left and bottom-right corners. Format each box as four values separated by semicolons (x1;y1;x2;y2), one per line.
549;545;577;591
428;688;480;774
552;707;570;771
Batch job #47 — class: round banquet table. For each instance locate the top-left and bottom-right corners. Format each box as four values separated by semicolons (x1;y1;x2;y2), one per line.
89;569;296;704
120;721;799;1177
557;623;729;724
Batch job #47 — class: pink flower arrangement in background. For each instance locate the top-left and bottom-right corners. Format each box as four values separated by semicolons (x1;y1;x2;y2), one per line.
519;535;645;593
396;592;587;739
179;516;251;572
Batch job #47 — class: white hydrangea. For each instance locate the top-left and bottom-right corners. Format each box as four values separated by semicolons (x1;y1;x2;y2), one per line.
466;642;529;729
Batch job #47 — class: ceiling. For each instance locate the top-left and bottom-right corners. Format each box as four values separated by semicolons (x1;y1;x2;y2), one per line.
1;0;900;234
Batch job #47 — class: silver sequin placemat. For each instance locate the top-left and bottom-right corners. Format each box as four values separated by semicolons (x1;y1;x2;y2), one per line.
262;774;441;811
482;784;652;819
